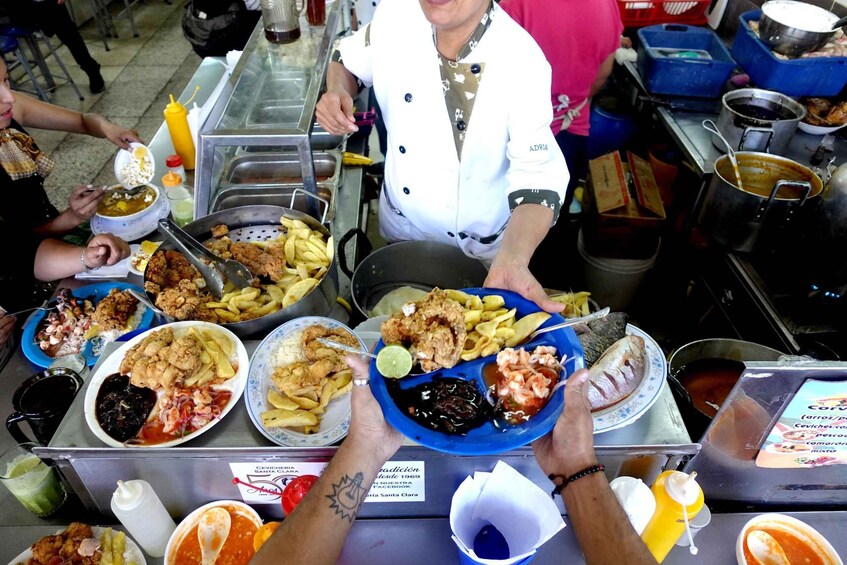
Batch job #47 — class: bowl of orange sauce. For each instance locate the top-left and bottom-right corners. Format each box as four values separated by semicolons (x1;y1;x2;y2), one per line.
165;500;262;565
736;513;842;565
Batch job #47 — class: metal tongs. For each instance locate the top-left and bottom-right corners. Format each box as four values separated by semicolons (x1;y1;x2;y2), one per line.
157;218;256;299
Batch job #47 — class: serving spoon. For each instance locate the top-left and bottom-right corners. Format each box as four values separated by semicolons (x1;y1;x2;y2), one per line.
702;119;745;191
746;530;790;565
197;507;231;565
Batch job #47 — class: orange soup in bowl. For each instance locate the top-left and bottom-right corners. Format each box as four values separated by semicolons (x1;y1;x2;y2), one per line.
743;524;829;565
173;506;259;565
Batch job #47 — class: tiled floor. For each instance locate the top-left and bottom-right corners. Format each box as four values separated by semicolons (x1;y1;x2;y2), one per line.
16;0;201;210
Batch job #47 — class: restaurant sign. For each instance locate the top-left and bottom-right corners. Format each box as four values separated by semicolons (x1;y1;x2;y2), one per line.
229;461;426;504
756;379;847;469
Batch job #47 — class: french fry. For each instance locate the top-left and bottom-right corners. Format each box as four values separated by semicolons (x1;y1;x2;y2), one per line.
290;395;320;410
112;530;126;565
482;295;506;311
325;236;334;263
505;312;552;347
262;409;318;428
266;284;285;303
100;528;113;565
303;425;320;434
204;329;235;357
215;309;238;322
284;235;297;265
268;390;299;410
283;278;319;307
330;380;352;399
205;301;228;309
445;288;474;305
318;380;335;409
332;369;352;389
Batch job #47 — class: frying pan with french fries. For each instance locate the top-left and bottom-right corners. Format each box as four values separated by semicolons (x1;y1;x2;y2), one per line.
144;206;337;337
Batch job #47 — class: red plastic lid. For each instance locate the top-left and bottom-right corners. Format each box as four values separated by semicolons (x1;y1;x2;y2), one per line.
165;154;183;167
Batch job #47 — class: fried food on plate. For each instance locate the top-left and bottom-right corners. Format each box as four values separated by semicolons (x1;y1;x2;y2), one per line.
381;288;466;372
91;289;139;332
586;335;646;412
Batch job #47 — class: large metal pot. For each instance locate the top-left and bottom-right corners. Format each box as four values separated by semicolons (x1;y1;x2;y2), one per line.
145;205;337;338
760;0;842;57
712;88;805;155
339;236;489;318
667;338;784;440
697;151;822;252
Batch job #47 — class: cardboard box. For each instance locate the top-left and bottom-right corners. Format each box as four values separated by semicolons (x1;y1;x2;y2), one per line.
584;151;665;259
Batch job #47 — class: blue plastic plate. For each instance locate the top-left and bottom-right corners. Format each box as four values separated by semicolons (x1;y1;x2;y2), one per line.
369;288;585;455
21;282;155;369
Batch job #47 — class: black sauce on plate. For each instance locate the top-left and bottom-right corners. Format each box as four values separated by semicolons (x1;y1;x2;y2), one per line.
96;373;157;442
390;377;492;435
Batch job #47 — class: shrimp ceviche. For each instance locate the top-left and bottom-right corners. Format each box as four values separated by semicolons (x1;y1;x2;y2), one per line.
492;346;563;424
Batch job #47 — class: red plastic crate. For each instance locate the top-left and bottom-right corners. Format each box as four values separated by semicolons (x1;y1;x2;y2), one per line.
618;0;709;27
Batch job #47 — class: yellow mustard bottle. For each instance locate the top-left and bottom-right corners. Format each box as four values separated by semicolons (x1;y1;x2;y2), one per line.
163;94;195;170
640;470;704;562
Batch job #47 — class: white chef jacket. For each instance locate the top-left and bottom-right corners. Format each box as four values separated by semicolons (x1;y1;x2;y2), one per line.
338;0;568;261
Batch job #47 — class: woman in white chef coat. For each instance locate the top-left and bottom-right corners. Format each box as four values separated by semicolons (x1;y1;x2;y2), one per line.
316;0;568;313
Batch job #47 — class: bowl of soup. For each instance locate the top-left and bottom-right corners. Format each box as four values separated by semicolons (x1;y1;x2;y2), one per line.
736;513;842;565
96;184;159;221
165;500;263;565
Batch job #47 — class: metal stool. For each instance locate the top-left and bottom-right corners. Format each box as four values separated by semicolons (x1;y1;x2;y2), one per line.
0;34;49;101
0;26;84;101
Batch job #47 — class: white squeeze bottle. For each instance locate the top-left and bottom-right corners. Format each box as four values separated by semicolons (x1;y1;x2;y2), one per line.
111;480;177;557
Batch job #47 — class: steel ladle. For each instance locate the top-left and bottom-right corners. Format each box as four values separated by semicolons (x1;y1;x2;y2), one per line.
157;218;256;299
702;119;745;191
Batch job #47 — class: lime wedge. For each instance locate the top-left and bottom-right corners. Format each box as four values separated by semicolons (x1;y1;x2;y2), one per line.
376;345;413;379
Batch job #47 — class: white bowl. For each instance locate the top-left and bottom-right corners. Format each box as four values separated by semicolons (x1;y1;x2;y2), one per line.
95;184;160;222
798;121;847;135
736;513;843;565
114;142;155;188
164;500;262;565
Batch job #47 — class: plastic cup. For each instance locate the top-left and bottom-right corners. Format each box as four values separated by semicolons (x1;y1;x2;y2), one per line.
675;505;712;547
455;547;536;565
49;353;89;380
0;443;67;517
166;186;194;228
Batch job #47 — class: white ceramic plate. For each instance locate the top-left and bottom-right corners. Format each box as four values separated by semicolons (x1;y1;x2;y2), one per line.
9;526;147;565
798;121;847;135
83;321;249;448
164;500;262;565
91;191;170;242
127;244;143;275
114;142;155;188
246;316;364;447
592;324;667;434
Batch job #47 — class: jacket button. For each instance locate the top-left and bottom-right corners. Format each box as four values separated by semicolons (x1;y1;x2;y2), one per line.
403;187;410;195
470;64;480;74
399;145;406;153
456;120;466;131
447;231;454;237
404;93;413;102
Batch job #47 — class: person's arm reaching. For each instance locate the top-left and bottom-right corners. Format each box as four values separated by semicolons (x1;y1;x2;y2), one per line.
13;92;141;149
34;185;106;236
485;204;564;314
533;370;657;565
33;234;130;281
589;52;616;97
253;356;403;565
315;62;360;135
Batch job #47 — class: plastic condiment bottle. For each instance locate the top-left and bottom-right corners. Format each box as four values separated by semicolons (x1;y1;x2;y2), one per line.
111;480;176;558
640;471;704;563
165;154;187;186
163;93;196;170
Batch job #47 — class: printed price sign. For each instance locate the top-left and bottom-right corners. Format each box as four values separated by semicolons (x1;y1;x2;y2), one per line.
756;379;847;469
229;461;425;504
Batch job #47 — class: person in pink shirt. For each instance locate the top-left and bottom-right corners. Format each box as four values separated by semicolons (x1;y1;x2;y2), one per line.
499;0;623;210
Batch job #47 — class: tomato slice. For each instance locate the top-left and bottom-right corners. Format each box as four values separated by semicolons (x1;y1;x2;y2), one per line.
282;475;319;515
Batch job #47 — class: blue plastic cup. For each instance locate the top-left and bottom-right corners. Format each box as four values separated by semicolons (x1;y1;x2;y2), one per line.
456;548;536;565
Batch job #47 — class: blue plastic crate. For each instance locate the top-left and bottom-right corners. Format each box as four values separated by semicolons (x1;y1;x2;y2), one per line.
732;11;847;97
637;24;736;98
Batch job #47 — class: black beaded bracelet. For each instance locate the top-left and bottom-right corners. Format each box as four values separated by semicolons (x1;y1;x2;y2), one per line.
548;464;605;498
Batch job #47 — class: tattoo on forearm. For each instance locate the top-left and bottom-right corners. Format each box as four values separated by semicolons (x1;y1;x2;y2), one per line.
326;472;367;522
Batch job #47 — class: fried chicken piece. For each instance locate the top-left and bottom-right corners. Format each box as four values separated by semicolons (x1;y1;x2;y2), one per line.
92;289;139;332
272;360;331;396
29;522;99;565
826;100;847;126
211;223;229;238
155;280;206;320
205;236;233;258
121;327;174;374
301;325;357;373
145;250;199;289
381;288;466;372
230;241;287;282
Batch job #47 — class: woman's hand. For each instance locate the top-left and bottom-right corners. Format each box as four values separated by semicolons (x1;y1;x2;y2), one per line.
83;234;130;269
532;369;597;478
485;253;564;314
344;355;403;462
0;312;16;348
316;89;359;135
100;120;141;150
66;185;105;222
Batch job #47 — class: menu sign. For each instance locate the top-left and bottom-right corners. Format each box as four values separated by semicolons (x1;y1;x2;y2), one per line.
756;379;847;469
229;461;426;504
